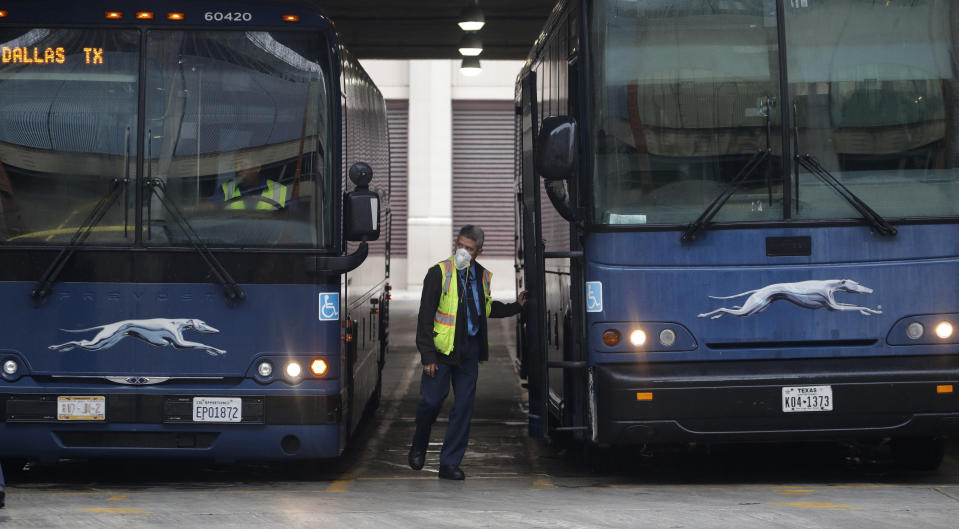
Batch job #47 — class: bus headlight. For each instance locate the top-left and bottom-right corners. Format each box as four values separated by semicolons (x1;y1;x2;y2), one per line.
935;321;954;340
629;329;647;346
285;361;302;378
257;361;273;377
3;359;17;375
659;329;677;347
906;322;924;340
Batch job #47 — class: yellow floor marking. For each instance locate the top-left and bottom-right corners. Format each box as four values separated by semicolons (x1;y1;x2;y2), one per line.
107;496;127;501
829;484;895;489
532;475;554;490
79;507;153;514
770;502;854;510
326;356;421;493
354;475;525;481
325;468;361;493
775;489;813;495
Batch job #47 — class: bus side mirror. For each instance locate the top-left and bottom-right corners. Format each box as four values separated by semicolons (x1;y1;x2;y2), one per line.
535;116;578;181
345;162;380;242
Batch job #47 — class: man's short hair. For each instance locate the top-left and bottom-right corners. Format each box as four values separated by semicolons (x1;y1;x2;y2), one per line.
457;225;485;249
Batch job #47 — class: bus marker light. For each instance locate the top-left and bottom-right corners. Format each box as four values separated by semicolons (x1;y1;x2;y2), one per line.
136;12;154;20
310;359;328;376
285;362;302;378
257;361;273;377
283;14;300;22
0;10;8;18
3;360;17;375
938;385;954;394
602;329;620;346
629;329;647;346
935;321;954;339
105;11;123;20
167;13;185;21
636;392;653;401
906;322;924;340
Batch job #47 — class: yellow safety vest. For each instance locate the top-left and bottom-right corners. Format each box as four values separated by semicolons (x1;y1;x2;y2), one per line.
221;179;288;210
432;256;492;356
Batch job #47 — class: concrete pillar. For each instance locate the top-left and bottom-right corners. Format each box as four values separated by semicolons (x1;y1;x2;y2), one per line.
406;60;453;291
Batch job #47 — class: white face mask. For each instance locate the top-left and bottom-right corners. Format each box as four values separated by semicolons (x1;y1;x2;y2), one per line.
453;248;472;270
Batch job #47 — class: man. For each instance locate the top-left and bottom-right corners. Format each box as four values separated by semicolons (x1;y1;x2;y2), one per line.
409;225;527;480
211;153;289;211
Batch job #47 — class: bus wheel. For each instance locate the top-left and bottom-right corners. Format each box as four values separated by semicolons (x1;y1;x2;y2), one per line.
581;442;612;473
1;458;29;480
890;437;945;471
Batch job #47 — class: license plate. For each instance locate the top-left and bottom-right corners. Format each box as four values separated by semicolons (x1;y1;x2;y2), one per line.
782;385;833;412
57;396;106;421
192;397;242;423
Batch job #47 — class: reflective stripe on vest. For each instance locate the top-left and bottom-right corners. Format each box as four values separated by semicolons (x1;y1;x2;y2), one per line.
222;179;288;210
432;257;492;356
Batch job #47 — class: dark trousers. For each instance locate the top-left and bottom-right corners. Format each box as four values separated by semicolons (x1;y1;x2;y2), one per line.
412;335;480;467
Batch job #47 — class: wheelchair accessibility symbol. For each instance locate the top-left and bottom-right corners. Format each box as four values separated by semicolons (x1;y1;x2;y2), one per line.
318;293;340;321
585;282;603;313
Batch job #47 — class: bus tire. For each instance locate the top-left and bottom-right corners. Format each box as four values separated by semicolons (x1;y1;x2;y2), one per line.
0;458;28;480
890;436;945;471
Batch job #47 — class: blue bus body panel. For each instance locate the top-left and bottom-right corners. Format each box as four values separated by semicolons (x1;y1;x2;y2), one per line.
1;282;341;378
585;225;959;364
0;281;347;460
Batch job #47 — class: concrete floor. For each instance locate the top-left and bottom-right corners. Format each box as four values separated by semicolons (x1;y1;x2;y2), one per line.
2;299;959;528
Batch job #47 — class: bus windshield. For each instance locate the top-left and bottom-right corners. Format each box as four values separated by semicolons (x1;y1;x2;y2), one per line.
0;28;331;248
143;30;330;248
590;0;959;226
0;28;139;243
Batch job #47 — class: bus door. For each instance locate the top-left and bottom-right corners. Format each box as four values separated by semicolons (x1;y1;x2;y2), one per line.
518;71;549;438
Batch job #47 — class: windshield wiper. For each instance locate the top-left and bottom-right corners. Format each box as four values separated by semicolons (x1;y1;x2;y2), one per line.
31;177;127;299
145;178;246;302
33;128;133;299
794;154;897;236
681;148;770;242
790;101;896;236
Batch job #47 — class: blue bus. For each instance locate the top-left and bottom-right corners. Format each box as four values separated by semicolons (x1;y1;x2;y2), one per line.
0;0;391;463
517;0;959;469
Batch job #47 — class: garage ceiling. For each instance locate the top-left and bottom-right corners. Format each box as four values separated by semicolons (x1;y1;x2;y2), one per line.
318;0;558;60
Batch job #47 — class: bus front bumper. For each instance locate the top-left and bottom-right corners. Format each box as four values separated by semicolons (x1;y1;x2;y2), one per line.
595;355;959;445
0;392;343;460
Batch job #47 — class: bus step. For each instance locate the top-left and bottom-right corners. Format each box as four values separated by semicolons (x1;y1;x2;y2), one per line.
553;426;589;432
543;251;583;259
547;360;587;369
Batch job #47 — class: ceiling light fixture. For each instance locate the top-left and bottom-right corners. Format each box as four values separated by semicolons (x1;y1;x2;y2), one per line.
460;56;482;76
458;33;483;56
458;1;485;32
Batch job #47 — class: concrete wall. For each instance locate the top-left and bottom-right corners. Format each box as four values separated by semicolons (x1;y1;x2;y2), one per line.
361;59;523;300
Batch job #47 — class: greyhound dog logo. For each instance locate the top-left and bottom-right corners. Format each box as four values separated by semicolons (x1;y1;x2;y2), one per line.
49;318;226;356
698;279;881;320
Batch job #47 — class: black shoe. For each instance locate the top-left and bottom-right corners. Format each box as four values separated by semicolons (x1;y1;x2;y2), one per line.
408;447;425;471
438;464;465;480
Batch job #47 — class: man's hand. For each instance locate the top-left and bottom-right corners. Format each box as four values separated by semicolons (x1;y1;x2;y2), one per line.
423;363;438;377
517;290;529;306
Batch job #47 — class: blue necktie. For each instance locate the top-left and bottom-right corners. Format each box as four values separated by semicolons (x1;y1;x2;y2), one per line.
463;271;479;335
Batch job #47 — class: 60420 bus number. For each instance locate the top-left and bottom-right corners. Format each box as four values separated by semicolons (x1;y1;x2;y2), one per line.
203;12;253;22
